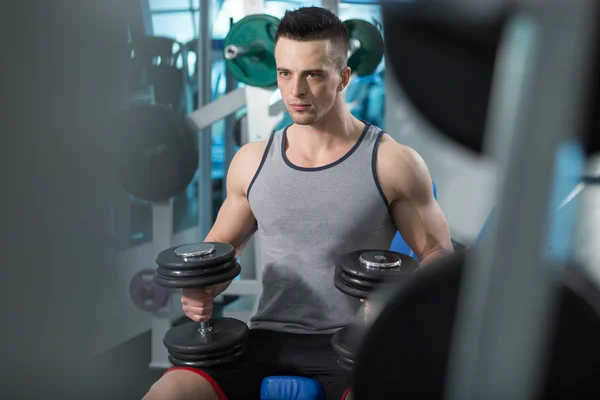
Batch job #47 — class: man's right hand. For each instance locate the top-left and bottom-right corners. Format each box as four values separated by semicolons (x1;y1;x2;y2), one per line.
181;286;218;322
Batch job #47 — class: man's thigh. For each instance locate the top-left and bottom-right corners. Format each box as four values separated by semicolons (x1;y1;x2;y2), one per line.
166;329;293;400
284;333;352;400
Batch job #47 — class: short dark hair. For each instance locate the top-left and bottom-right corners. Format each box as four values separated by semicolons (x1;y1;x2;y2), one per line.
275;7;349;70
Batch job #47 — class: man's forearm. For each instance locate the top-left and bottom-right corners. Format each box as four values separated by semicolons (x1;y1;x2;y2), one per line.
420;246;453;266
202;235;236;296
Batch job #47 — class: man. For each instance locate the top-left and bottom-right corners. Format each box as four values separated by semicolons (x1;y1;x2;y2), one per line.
144;6;453;400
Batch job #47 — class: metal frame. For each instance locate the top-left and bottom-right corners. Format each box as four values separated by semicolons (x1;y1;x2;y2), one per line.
444;1;598;399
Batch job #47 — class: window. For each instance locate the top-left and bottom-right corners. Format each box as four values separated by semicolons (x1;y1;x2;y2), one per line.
151;12;197;44
149;0;193;11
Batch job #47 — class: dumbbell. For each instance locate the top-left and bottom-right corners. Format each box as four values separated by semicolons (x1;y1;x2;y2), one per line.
154;242;249;368
332;249;420;371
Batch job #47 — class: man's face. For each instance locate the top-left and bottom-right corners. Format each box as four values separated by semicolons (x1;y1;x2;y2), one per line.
275;37;349;125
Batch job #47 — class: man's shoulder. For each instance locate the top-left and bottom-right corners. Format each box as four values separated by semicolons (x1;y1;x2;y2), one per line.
227;139;271;192
234;139;270;165
377;134;424;169
376;134;431;201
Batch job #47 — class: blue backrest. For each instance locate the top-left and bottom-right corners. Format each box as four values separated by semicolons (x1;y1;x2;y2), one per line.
389;181;437;257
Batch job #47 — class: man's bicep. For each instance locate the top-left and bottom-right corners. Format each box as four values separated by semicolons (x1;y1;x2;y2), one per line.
391;195;452;261
387;147;452;261
206;192;257;254
204;144;260;252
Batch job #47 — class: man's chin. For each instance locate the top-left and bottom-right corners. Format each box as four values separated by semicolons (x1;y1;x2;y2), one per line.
290;114;316;126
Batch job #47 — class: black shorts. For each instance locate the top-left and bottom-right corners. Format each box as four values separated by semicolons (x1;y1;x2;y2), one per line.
165;328;352;400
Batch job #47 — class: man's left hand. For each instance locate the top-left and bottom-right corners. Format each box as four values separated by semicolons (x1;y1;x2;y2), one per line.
360;299;373;324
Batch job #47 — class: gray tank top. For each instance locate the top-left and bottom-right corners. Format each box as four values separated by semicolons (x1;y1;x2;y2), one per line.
246;123;397;334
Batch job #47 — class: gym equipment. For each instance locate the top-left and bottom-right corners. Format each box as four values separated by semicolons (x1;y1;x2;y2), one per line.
130;269;170;312
154;242;249;367
128;36;185;112
116;36;198;202
224;14;280;87
381;3;504;154
331;249;419;370
114;105;199;202
233;116;244;148
344;19;385;77
377;1;600;399
353;251;600;399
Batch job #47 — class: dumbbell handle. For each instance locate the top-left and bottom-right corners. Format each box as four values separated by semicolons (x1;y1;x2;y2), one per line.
198;320;213;335
348;38;361;58
224;42;265;60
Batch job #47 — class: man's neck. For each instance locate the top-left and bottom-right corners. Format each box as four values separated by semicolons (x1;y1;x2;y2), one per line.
292;102;362;148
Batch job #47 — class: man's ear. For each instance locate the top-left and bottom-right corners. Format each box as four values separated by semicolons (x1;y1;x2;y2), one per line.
338;66;352;91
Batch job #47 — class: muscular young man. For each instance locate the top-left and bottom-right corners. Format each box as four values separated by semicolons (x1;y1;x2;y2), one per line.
144;7;453;400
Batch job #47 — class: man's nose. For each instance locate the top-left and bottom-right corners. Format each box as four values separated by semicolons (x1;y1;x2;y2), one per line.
291;76;306;97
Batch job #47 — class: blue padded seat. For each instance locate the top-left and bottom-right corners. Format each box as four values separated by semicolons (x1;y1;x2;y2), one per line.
260;376;326;400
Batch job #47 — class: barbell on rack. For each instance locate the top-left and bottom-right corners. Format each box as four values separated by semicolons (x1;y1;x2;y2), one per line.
223;14;385;87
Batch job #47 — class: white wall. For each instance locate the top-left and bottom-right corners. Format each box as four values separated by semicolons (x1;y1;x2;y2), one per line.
385;68;497;243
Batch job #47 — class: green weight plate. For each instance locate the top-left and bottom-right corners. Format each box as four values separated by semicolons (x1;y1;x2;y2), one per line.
223;14;280;87
344;19;385;77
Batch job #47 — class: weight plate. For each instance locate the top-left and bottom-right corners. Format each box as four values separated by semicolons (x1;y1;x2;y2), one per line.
168;346;245;368
157;242;236;270
337;249;419;282
168;342;245;362
223;14;280;87
344;19;384;77
334;267;370;299
154;262;241;288
164;317;249;355
335;354;355;372
156;258;238;279
128;65;185;110
114;105;198;202
359;251;402;269
332;327;354;361
129;269;170;312
336;266;378;291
